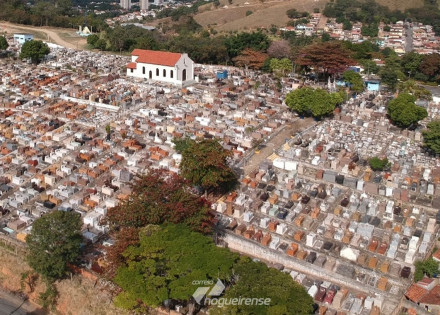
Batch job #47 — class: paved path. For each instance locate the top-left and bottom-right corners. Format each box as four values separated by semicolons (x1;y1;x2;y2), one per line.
243;117;315;175
0;290;44;315
0;22;84;49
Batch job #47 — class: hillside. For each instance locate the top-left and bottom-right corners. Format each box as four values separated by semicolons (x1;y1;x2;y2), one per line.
193;0;425;32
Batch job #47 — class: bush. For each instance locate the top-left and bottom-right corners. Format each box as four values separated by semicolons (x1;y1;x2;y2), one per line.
368;157;390;171
246;10;253;16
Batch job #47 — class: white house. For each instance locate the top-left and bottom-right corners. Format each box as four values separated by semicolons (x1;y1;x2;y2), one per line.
126;49;194;85
13;34;34;44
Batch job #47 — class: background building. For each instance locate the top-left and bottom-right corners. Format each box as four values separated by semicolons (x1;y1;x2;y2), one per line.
140;0;149;11
120;0;131;10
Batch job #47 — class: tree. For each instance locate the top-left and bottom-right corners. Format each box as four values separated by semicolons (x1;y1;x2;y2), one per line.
296;41;354;78
267;40;291;59
401;51;423;78
106;169;214;233
270;58;293;77
179;138;238;193
423;120;440;154
0;36;8;50
419;53;440;82
87;34;99;47
387;93;428;128
225;31;270;59
26;211;82;282
414;258;439;282
321;32;331;42
19;40;50;64
343;20;352;30
368;157;390;171
285;87;343;118
113;224;239;312
211;257;314;315
233;48;268;70
397;80;432;100
342;70;364;93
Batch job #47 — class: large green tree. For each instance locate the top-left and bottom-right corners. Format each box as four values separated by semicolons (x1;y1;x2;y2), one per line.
178;138;238;194
342;70;364;93
423;120;440;154
19;40;50;64
368;157;390;171
26;211;82;282
285;87;344;118
106;169;214;233
113;224;239;312
387;93;428;128
211;257;314;315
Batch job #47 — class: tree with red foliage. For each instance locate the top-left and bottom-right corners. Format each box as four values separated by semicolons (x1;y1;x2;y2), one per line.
419;53;440;83
106;227;140;277
106;169;215;234
296;41;354;77
233;48;269;70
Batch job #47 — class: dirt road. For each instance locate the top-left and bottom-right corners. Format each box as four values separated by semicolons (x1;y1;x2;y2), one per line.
0;22;86;49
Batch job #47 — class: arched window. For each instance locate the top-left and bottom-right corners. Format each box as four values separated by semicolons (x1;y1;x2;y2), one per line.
149;71;152;79
163;69;166;77
142;67;145;75
182;69;187;81
156;68;159;76
170;70;174;78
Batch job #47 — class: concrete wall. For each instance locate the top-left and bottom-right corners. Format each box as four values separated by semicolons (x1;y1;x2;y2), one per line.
224;232;401;314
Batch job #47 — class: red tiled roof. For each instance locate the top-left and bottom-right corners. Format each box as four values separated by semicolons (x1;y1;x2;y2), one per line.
405;284;428;303
420;285;440;305
131;49;181;67
127;62;137;69
433;249;440;262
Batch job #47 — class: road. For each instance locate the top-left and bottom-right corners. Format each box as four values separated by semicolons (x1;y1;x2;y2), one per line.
0;22;84;49
405;22;413;53
0;290;44;315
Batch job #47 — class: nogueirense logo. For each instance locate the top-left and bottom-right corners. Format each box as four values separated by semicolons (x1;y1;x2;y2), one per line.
192;279;225;304
191;279;271;307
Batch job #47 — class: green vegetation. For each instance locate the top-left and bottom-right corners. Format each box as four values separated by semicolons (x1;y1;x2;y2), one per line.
26;211;82;309
286;8;309;19
387;93;428;128
423;120;440;154
106;169;214;233
113;224;314;314
0;36;8;51
26;211;82;282
270;58;293;77
178;138;238;194
285;87;344;118
113;224;238;311
368;157;390;171
397;80;432;100
211;257;314;315
19;40;50;64
342;70;364;93
414;258;439;282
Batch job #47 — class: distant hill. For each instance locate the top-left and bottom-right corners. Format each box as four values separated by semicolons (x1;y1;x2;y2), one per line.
192;0;425;32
